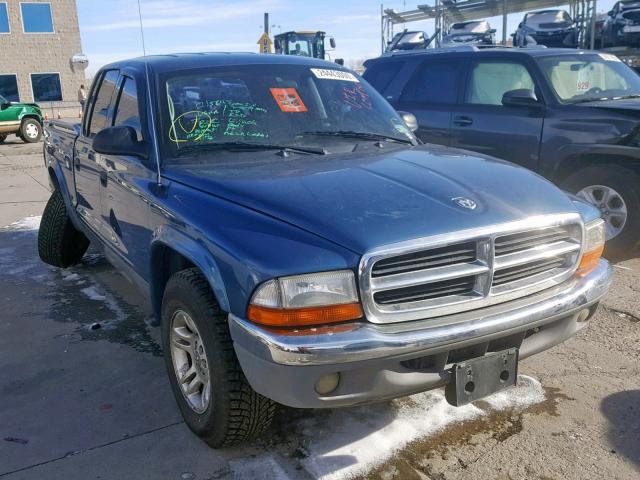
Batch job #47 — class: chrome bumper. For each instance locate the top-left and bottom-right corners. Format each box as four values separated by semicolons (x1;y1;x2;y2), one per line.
230;260;612;367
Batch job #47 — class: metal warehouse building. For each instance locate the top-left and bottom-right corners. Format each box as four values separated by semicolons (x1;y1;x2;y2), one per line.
0;0;84;116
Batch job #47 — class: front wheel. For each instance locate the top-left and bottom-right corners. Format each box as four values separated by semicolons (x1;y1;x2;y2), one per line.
161;268;276;448
562;165;640;258
20;119;42;143
0;133;7;144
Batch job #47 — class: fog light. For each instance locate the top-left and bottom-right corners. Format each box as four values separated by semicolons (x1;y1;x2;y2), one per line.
315;372;340;395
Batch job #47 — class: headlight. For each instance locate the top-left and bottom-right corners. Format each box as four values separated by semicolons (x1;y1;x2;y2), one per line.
576;219;605;276
248;270;363;327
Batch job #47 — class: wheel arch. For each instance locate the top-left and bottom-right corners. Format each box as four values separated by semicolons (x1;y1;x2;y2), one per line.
20;113;43;125
149;232;230;325
553;152;640;186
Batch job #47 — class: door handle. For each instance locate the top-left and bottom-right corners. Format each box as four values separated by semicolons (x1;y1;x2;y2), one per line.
100;171;108;187
88;151;95;161
453;116;473;127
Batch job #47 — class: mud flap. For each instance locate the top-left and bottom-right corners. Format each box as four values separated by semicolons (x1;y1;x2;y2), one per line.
445;348;518;407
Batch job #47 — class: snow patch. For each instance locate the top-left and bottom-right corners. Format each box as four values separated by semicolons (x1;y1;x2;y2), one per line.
5;215;41;231
81;286;107;301
295;375;545;480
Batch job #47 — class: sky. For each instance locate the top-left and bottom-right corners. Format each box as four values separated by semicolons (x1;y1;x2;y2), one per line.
77;0;620;76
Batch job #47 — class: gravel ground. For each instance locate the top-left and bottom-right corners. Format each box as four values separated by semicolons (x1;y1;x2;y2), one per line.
1;141;638;479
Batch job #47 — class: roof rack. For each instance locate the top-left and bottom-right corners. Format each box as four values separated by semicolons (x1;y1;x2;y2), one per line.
383;44;518;57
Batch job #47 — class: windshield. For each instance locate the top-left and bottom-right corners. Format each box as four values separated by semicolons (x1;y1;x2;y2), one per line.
450;21;489;34
621;1;640;10
161;64;414;161
536;53;640;103
526;10;571;25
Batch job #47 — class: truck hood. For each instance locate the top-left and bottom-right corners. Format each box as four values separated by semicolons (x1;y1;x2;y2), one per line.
163;145;578;254
576;97;640;117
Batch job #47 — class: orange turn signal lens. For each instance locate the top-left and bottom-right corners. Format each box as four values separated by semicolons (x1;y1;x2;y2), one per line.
576;244;604;277
247;302;363;327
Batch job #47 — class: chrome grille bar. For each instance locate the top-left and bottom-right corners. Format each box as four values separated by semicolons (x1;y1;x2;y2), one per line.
359;213;584;324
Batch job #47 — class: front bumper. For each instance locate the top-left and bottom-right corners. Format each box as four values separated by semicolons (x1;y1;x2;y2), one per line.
230;260;612;408
532;31;577;47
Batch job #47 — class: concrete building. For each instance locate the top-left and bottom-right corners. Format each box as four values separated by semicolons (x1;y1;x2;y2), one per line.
0;0;85;117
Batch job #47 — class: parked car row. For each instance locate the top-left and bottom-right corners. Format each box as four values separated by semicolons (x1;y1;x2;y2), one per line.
364;46;640;256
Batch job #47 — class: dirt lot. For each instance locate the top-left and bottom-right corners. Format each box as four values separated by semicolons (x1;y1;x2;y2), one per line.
0;140;638;479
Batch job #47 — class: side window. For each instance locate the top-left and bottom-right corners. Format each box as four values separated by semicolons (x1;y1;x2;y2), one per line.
363;60;404;92
88;69;120;137
400;61;461;104
467;62;535;106
113;76;142;141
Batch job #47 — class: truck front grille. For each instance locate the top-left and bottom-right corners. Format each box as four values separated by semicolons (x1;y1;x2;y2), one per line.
359;214;583;324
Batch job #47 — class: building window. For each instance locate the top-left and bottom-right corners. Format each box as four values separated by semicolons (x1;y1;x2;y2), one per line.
21;2;54;33
0;3;9;33
31;73;62;101
0;74;19;102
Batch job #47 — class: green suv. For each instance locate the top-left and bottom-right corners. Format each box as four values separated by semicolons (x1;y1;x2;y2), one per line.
0;95;43;144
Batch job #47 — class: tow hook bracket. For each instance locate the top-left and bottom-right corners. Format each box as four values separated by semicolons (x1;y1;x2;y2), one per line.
445;348;519;407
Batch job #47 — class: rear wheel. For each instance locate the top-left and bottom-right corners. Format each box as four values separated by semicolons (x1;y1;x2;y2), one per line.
562;165;640;258
38;189;89;267
20;119;42;143
161;268;276;448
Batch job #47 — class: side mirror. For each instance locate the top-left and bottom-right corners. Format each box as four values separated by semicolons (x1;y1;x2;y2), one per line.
607;10;614;16
397;111;418;132
329;37;336;49
489;29;497;34
0;102;10;110
334;58;344;66
502;89;541;108
93;126;148;159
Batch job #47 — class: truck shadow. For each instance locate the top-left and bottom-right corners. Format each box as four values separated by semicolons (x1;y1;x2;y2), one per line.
601;390;640;467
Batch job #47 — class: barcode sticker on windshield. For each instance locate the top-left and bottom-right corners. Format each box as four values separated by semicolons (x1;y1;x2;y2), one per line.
599;53;621;62
310;68;359;82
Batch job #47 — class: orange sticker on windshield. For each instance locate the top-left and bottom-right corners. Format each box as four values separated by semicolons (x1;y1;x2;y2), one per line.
270;88;307;112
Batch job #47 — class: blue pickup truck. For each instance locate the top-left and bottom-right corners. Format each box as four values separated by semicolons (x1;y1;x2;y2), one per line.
39;53;612;447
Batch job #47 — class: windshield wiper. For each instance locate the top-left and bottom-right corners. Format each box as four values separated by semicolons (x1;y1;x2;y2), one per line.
175;142;327;157
300;130;415;145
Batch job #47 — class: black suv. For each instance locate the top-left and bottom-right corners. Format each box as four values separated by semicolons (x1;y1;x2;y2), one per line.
363;47;640;256
601;0;640;48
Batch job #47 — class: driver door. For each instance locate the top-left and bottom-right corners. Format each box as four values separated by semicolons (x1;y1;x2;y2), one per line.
450;59;545;172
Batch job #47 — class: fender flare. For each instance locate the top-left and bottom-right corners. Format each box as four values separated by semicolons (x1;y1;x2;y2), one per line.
551;143;640;179
150;225;231;314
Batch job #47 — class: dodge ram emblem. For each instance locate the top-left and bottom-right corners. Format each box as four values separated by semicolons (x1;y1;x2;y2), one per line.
451;196;477;210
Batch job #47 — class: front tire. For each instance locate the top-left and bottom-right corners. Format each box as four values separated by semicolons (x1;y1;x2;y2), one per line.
38;189;89;267
562;165;640;258
20;119;42;143
161;268;276;448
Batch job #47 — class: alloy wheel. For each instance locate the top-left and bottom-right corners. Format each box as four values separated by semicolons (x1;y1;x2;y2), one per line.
169;309;212;414
577;184;628;240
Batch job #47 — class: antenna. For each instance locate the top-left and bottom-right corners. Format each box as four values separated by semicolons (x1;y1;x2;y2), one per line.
137;0;162;186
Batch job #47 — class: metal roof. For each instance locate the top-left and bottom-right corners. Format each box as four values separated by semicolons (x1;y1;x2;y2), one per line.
384;0;574;24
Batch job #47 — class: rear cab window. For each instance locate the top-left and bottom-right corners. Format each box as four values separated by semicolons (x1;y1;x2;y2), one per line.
400;59;462;104
363;60;405;92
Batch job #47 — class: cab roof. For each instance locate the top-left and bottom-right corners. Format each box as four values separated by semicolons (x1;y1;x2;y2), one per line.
99;52;339;76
